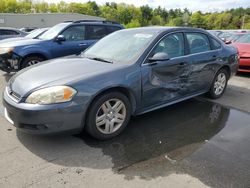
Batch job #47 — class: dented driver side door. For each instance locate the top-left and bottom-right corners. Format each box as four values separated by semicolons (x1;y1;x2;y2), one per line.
141;32;192;108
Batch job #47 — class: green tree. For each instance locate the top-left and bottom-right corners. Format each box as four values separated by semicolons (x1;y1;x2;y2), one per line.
190;11;205;28
140;5;153;26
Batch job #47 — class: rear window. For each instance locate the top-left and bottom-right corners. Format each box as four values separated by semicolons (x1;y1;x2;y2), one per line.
210;38;221;50
86;25;108;40
106;26;121;34
186;33;211;54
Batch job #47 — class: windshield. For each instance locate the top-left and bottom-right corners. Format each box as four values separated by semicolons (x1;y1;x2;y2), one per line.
38;23;69;40
25;28;47;39
235;34;250;43
228;34;243;42
83;29;156;64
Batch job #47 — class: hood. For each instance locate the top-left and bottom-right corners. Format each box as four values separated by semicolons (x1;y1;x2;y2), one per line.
233;43;250;58
9;57;127;97
0;38;45;48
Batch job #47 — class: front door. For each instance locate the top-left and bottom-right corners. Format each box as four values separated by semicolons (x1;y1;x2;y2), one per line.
141;32;192;108
51;25;91;58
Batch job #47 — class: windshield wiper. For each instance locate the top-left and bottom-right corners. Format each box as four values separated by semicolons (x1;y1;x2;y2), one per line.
87;57;113;64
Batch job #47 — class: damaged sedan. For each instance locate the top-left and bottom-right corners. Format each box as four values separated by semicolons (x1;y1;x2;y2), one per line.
3;27;238;140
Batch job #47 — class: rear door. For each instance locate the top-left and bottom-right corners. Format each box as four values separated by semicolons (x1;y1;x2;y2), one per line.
84;25;110;47
184;32;221;92
141;32;192;108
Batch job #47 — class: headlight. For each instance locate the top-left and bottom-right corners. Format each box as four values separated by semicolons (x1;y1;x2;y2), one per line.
25;86;77;104
0;47;13;55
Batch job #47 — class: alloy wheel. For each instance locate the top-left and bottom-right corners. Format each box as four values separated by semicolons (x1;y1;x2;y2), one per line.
27;60;40;66
214;73;226;96
95;99;126;134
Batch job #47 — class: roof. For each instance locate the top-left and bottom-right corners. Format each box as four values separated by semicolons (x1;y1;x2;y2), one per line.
125;26;206;34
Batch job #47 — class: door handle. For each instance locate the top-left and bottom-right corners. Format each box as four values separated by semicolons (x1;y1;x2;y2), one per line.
179;74;188;78
79;43;88;46
178;62;187;67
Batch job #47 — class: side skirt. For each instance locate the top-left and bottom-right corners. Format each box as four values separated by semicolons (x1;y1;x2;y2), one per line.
135;90;207;115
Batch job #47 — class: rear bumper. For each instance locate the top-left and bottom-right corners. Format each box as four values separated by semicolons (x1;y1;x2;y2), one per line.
239;58;250;72
3;91;86;135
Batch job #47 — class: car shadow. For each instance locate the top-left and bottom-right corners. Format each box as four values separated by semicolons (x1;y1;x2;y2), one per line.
236;72;250;78
16;99;230;180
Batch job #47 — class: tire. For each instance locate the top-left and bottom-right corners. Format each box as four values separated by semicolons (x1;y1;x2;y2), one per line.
208;69;229;99
21;56;44;69
85;92;131;140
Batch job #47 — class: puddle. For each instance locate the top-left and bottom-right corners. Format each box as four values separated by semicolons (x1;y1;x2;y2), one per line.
76;98;250;187
78;99;230;169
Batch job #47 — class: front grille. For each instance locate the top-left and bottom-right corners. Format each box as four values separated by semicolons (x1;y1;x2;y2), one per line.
239;65;250;70
6;87;21;102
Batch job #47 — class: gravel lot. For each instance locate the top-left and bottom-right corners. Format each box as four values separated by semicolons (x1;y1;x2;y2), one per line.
0;71;249;188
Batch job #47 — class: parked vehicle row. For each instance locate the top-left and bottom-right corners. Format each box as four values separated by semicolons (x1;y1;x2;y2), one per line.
0;20;124;72
3;27;239;140
208;30;250;73
232;34;250;72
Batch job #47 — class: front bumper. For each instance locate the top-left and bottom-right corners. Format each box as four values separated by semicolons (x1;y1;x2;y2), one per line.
3;91;86;135
239;58;250;72
0;52;22;72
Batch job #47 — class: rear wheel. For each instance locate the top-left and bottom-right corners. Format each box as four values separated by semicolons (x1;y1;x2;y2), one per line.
21;56;44;69
85;92;131;140
208;69;229;99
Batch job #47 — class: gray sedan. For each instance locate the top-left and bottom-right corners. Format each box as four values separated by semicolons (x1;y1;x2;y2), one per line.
0;27;27;40
3;27;238;140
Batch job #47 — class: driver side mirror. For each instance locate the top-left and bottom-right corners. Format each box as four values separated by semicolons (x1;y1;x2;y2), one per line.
225;40;232;44
148;52;170;62
55;35;66;42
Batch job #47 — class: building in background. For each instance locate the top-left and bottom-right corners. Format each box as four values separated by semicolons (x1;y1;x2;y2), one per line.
0;13;104;28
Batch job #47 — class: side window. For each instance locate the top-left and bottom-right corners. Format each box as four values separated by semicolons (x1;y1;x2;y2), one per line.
186;33;211;54
86;25;107;40
152;33;184;59
0;30;19;35
106;26;121;34
211;38;221;50
61;25;85;41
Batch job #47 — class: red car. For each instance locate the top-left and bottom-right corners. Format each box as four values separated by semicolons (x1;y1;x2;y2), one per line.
233;34;250;72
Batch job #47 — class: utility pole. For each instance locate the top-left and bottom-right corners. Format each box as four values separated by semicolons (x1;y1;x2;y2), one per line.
242;14;246;29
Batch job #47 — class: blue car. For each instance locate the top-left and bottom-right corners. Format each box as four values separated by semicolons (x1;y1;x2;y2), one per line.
3;27;238;140
0;20;123;72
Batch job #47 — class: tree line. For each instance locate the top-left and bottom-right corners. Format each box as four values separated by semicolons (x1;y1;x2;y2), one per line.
0;0;250;29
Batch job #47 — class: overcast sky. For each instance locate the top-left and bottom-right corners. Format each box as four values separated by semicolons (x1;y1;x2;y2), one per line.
40;0;249;12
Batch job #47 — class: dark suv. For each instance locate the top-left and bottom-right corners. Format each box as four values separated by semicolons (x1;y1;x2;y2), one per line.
0;20;123;72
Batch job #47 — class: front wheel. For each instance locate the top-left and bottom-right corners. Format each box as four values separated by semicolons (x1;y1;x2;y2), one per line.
21;56;44;69
85;92;131;140
208;69;229;99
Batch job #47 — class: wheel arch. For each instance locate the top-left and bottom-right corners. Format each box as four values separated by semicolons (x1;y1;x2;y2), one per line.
218;65;231;78
87;86;137;114
20;53;48;68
